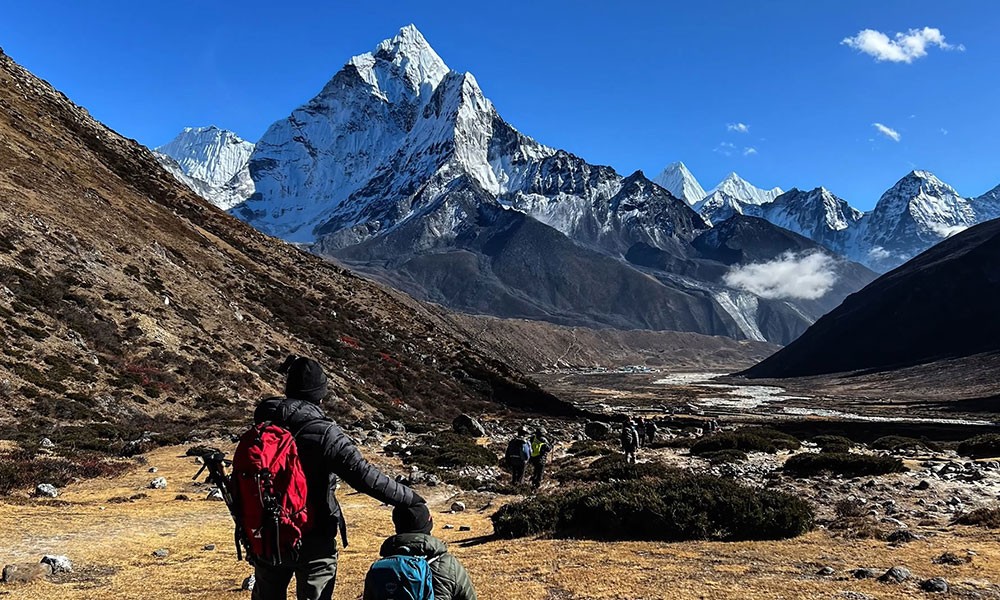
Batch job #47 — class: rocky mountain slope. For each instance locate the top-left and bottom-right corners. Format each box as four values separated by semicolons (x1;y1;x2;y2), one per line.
153;126;254;210
743;217;1000;378
159;25;871;345
0;47;572;444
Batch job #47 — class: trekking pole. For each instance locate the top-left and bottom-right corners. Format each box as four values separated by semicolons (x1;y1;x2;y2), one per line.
193;452;247;561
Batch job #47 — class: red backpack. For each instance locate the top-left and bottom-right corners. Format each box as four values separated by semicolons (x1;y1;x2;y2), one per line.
231;422;312;565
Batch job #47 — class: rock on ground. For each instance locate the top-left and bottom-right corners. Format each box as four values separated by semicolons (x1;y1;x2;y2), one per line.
242;574;255;591
152;549;169;559
584;421;612;441
878;566;912;583
452;414;487;437
920;577;949;593
451;501;466;513
2;562;52;584
149;477;168;490
40;555;72;574
34;483;59;498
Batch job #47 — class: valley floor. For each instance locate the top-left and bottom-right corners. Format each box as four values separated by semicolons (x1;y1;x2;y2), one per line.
3;444;1000;599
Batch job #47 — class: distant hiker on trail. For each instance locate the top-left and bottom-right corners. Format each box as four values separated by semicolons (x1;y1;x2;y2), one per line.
644;419;658;445
363;503;477;600
620;418;640;464
241;355;425;600
528;428;551;489
635;417;646;447
503;427;531;486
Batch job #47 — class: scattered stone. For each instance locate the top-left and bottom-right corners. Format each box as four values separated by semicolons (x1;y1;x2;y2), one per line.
881;517;907;529
933;551;971;566
34;483;59;498
148;467;158;473
852;568;879;579
877;566;912;584
202;544;216;551
451;502;466;513
242;574;255;591
817;566;835;576
584;421;612;441
443;525;455;530
149;477;168;490
459;526;472;532
452;414;487;437
886;529;922;544
151;548;170;559
206;488;225;502
39;437;54;449
2;562;52;584
40;555;72;574
920;577;949;593
383;439;409;456
838;593;874;600
386;421;406;433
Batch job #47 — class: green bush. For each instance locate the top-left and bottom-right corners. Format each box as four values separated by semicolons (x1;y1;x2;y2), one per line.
0;447;131;495
567;440;614;457
405;431;497;471
691;427;800;456
783;452;905;478
953;506;1000;528
811;435;854;454
870;436;935;453
492;471;813;542
957;435;1000;459
701;449;748;464
577;455;672;481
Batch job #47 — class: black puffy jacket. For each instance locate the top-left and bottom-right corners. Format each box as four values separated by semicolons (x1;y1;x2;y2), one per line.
254;397;423;546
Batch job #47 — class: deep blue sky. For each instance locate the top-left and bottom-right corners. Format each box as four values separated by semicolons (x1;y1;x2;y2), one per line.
2;1;997;208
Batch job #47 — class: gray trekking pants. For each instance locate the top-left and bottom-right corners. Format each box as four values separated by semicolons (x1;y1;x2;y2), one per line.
251;537;338;600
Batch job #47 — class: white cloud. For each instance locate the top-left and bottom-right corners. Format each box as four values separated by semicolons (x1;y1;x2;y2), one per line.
868;246;893;262
872;122;901;142
727;122;750;133
927;222;968;238
714;142;736;156
743;147;758;156
842;27;964;63
940;128;949;136
723;251;838;300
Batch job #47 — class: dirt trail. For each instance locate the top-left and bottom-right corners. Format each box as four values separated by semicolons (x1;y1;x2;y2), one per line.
2;444;1000;599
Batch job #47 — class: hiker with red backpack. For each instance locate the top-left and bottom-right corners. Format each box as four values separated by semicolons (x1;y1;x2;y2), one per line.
363;503;477;600
235;355;425;600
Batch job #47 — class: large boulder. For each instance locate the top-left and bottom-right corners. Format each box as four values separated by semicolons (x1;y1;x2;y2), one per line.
452;415;487;437
40;555;72;574
584;422;612;441
2;562;51;584
34;484;59;498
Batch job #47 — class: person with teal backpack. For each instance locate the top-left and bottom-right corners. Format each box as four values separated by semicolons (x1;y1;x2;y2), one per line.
364;504;477;600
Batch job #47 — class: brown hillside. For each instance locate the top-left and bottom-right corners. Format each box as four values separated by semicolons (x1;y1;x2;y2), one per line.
0;48;569;450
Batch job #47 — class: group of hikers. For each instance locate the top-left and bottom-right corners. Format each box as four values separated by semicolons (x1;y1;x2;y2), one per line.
502;426;551;487
220;355;476;600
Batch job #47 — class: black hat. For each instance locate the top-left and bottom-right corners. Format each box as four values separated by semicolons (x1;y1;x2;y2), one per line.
392;503;433;535
278;355;328;404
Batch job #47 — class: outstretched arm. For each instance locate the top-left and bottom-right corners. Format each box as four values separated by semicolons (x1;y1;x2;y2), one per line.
318;422;423;507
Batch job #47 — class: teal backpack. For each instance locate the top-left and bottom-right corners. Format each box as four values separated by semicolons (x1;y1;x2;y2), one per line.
363;553;438;600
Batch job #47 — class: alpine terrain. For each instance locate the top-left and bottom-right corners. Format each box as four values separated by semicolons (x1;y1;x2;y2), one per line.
158;26;878;345
153;126;254;210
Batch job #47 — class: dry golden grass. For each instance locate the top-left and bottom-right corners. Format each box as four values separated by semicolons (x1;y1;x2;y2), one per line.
2;444;999;599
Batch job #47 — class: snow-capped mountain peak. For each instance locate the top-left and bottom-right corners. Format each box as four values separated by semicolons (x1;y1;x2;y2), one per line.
156;126;253;187
346;24;449;104
710;172;783;206
653;161;706;206
154;126;255;210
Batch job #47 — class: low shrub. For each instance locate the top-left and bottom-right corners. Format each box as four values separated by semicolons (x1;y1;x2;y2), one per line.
647;437;696;450
567;440;614;457
0;447;131;495
405;431;497;471
812;435;855;454
870;436;936;453
701;449;748;464
492;470;813;541
957;435;1000;459
784;452;905;478
578;455;673;481
953;506;1000;528
691;427;800;456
